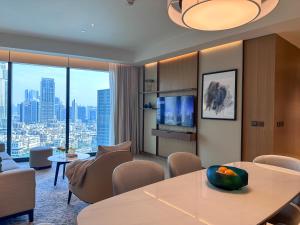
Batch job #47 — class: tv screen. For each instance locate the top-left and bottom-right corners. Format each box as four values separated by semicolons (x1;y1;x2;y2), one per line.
157;95;195;127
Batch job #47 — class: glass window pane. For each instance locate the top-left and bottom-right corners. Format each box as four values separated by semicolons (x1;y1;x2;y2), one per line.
0;62;8;151
12;63;66;158
70;68;110;153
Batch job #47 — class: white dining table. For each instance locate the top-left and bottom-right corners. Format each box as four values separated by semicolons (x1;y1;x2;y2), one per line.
77;162;300;225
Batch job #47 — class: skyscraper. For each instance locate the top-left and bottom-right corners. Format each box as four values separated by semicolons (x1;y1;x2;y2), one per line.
40;78;55;123
77;106;87;122
70;99;78;122
87;106;96;122
97;89;110;146
55;97;65;121
22;89;39;124
22;100;39;124
25;89;39;101
0;63;8;130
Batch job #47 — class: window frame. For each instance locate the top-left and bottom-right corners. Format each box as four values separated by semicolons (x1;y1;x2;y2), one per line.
3;59;109;161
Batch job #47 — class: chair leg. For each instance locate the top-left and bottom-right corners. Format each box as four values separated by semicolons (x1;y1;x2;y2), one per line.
68;191;72;204
28;209;34;222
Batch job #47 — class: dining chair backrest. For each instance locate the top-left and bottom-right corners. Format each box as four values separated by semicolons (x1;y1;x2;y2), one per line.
167;152;202;178
253;155;300;172
112;160;164;195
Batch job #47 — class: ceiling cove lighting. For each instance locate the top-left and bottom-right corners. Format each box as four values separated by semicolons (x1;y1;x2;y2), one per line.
168;0;279;31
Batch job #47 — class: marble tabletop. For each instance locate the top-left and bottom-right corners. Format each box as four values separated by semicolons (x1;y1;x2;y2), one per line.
77;162;300;225
48;153;90;163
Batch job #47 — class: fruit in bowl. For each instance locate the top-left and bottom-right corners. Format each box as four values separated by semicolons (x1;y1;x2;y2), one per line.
207;165;248;191
216;166;238;176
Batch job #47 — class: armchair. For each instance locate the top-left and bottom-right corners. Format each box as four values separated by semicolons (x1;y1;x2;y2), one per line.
67;150;133;204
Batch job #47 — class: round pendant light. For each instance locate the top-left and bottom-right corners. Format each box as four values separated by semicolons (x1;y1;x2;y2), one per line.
168;0;279;31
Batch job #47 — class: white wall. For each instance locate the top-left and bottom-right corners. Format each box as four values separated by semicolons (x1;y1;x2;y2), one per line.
198;41;243;168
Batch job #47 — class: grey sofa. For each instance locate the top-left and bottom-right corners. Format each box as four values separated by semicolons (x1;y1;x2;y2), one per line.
0;147;36;222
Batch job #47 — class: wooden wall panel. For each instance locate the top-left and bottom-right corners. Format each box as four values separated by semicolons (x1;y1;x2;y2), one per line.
243;35;276;161
159;53;198;92
274;36;300;159
243;34;300;161
158;52;198;157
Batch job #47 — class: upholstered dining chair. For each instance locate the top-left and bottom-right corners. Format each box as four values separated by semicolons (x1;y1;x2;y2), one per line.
253;155;300;172
253;155;300;225
167;152;202;178
112;160;164;195
67;150;133;204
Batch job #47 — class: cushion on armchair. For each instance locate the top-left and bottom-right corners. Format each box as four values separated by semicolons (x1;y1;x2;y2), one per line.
96;141;132;158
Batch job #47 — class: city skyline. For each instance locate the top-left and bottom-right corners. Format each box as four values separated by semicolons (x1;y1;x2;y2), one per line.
13;63;109;106
0;62;112;158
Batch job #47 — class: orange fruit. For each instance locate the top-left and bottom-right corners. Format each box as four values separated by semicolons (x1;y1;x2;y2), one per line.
224;169;237;176
217;166;227;174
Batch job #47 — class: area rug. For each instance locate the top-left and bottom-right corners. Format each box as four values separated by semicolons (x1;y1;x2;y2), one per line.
1;154;167;225
1;163;88;225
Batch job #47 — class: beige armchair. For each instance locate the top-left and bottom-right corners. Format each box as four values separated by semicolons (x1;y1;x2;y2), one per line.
68;150;133;204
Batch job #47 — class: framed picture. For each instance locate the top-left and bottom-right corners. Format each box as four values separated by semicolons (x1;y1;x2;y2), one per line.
201;69;237;120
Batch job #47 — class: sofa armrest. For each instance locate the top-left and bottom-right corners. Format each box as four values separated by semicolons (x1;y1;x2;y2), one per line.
0;169;36;218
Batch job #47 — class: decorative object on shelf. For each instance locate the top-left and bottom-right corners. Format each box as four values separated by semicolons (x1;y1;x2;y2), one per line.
168;0;279;31
207;165;248;191
144;102;153;109
201;69;237;120
145;79;156;92
0;156;2;172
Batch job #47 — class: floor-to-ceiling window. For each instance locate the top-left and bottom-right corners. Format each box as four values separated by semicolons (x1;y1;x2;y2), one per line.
0;62;8;151
69;68;110;153
11;63;66;158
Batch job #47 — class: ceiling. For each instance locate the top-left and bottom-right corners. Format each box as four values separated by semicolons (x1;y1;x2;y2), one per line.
0;0;300;64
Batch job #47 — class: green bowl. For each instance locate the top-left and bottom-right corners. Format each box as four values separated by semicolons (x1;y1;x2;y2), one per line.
206;165;248;191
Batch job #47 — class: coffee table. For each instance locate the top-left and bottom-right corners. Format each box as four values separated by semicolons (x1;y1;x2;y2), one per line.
48;153;90;186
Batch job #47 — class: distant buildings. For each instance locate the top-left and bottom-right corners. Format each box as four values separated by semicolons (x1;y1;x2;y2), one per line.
77;106;87;122
97;89;110;146
40;78;55;123
70;99;78;122
55;97;65;121
4;75;111;157
87;106;96;122
0;63;8;131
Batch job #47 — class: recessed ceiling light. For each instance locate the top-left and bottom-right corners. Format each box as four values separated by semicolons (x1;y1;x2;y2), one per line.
91;23;95;28
81;30;86;33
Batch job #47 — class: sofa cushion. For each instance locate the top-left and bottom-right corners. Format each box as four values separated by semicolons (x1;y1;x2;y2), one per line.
1;159;19;172
96;141;132;158
0;152;11;160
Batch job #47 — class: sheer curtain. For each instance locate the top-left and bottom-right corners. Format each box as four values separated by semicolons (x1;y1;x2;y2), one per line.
109;63;140;154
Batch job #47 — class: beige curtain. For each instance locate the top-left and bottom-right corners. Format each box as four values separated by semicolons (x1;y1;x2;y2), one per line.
109;64;141;154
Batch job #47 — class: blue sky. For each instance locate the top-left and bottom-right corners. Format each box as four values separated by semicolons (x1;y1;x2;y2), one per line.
13;63;109;106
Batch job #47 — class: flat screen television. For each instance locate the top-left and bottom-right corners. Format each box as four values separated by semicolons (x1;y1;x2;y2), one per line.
157;95;195;127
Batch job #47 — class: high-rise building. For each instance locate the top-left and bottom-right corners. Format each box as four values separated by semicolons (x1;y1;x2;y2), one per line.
70;99;78;122
97;89;110;146
0;63;8;130
25;89;39;101
22;89;39;124
40;78;55;123
55;97;65;121
87;106;96;122
77;106;87;122
22;100;39;124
